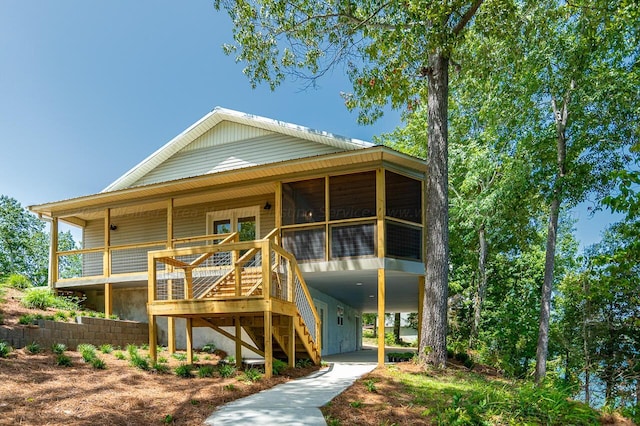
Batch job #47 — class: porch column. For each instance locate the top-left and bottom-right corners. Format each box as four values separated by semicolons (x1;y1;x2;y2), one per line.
48;217;59;289
104;209;112;317
418;275;425;342
166;198;176;353
149;314;157;363
186;317;193;365
377;268;386;367
167;319;176;354
376;168;386;258
264;310;273;379
288;315;295;368
235;315;242;368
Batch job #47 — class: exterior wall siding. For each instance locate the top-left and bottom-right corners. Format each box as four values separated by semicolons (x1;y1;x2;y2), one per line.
309;287;361;355
131;133;342;188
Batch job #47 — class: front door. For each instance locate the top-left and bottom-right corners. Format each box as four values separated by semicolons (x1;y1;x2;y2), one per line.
207;207;260;241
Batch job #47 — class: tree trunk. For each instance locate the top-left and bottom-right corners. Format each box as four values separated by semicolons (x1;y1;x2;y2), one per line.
534;89;570;384
420;51;449;368
393;313;401;344
535;195;560;383
470;224;488;346
583;277;591;406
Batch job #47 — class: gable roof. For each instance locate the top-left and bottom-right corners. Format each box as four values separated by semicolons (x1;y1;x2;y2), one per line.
103;107;374;192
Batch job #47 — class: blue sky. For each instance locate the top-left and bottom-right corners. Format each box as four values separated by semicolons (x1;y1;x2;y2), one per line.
0;1;618;248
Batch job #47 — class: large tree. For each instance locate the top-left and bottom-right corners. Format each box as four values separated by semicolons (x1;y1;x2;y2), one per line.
503;0;640;383
0;195;48;285
214;0;488;366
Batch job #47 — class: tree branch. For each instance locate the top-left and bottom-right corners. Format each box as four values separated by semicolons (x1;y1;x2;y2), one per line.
452;0;484;35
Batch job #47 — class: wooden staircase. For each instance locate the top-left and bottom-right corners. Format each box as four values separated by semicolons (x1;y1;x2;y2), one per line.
240;312;321;364
194;265;320;364
147;231;322;374
197;267;264;299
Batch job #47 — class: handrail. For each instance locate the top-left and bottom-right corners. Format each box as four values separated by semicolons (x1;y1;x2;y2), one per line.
173;232;236;245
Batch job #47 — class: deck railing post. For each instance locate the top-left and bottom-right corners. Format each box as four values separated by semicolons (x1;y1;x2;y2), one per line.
262;240;271;300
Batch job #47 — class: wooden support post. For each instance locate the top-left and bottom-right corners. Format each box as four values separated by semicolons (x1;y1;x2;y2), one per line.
264;310;273;379
168;318;176;354
235;316;242;368
149;315;157;363
418;275;425;343
104;209;112;317
104;283;113;318
376;168;386;259
262;240;271;300
184;268;193;299
275;182;282;234
288;315;295;368
377;268;386;367
186;317;193;365
48;217;59;289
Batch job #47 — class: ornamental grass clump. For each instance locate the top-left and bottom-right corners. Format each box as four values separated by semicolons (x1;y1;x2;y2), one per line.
0;341;13;358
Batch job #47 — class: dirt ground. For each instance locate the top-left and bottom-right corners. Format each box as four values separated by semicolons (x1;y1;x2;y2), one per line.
0;288;318;426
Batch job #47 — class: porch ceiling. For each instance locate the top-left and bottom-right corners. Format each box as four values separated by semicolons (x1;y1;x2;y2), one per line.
303;269;422;313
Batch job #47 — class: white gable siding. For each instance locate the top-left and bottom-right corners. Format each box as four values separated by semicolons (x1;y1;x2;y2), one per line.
181;121;273;152
129;133;343;188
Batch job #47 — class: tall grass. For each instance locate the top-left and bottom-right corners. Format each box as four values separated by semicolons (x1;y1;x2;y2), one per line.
387;366;600;425
21;288;80;310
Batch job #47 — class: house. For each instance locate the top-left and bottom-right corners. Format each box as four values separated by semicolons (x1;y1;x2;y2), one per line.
29;107;426;377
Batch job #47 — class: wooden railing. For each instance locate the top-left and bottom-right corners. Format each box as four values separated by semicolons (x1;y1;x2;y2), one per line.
54;233;236;282
146;229;320;352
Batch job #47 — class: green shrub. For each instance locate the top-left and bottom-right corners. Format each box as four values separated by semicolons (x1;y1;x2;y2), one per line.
114;351;126;360
201;342;216;353
384;332;396;346
18;314;39;325
51;343;67;355
364;379;377;393
153;362;170;374
126;344;139;356
21;288;80;310
77;343;97;362
25;342;41;354
296;358;312;368
21;288;57;309
56;354;72;367
158;356;168;364
0;341;13;358
241;367;262;382
3;273;32;289
99;344;114;354
90;357;107;369
53;311;68;322
129;353;150;371
172;352;187;361
197;365;215;378
218;363;237;378
272;359;288;375
174;363;193;378
362;329;375;338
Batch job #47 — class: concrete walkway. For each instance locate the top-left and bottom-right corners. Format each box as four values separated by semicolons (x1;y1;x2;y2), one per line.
204;360;376;425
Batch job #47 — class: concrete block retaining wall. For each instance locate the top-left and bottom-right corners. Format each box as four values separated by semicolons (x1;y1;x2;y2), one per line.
0;317;148;350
